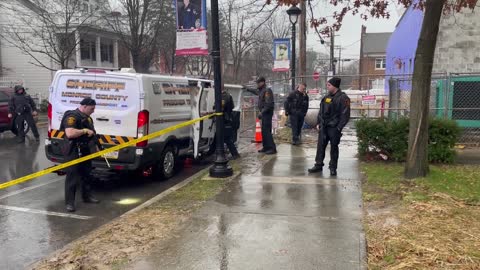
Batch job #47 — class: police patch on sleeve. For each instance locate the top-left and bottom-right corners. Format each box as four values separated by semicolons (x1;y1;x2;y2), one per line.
66;116;76;126
344;98;351;107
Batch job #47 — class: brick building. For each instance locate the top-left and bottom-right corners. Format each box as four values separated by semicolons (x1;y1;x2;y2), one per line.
357;26;392;90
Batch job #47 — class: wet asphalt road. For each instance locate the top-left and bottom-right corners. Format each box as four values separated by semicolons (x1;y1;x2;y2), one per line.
0;127;210;270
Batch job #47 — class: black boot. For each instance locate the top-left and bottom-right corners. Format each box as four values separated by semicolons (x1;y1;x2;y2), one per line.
66;204;76;212
308;165;323;173
83;195;100;204
330;168;337;176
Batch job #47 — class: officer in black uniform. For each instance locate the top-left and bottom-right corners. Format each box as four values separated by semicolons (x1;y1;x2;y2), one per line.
178;0;201;29
8;85;40;143
222;89;240;160
248;77;277;155
308;77;350;176
61;97;100;212
285;82;309;145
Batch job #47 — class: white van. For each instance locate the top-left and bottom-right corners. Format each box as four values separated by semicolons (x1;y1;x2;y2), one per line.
45;68;243;180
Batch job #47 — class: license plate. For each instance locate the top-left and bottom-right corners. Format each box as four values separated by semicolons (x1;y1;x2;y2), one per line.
103;151;119;160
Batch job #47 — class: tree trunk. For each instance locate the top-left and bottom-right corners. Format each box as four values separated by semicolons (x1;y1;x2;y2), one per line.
405;0;446;179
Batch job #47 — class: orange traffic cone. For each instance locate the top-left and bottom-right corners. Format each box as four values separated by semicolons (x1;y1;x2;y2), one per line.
251;118;263;143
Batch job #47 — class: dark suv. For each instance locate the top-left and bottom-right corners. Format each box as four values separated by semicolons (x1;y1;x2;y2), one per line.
0;87;31;135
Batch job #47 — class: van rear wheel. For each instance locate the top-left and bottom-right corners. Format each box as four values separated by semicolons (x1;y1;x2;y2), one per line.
154;145;178;180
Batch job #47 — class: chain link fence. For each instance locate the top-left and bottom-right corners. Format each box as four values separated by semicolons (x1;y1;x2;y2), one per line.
239;73;480;145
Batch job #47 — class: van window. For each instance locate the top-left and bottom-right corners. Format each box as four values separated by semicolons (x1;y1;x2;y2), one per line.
55;75;137;111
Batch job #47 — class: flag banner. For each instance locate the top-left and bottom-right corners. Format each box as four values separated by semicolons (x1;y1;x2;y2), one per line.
272;38;290;72
175;0;208;56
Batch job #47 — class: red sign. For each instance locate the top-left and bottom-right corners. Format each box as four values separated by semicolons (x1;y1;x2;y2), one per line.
308;89;320;95
362;95;376;105
313;72;320;81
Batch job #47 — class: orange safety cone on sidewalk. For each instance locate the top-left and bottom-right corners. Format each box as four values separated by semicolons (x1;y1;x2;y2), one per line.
251;118;262;143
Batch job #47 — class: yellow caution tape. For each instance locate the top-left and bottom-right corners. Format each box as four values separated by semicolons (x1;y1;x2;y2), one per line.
0;113;222;190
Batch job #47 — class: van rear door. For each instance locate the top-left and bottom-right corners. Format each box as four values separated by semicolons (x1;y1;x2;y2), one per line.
51;72;141;140
192;81;215;158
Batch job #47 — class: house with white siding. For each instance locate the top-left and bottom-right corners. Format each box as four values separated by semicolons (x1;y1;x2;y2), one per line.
0;0;127;96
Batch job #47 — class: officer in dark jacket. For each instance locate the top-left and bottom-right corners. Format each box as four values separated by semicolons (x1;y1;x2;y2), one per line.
8;85;40;143
285;82;309;145
178;0;201;29
248;77;277;155
308;77;350;176
61;97;100;212
222;89;240;160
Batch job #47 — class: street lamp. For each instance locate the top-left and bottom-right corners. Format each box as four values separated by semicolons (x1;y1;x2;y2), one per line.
287;5;301;92
209;0;233;178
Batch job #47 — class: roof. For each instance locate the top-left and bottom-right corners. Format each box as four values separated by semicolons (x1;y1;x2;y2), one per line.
362;32;392;54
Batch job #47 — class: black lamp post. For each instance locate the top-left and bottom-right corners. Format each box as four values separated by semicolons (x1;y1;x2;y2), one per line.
209;0;233;178
286;5;301;92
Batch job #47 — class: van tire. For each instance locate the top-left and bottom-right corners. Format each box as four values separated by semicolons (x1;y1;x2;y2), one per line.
154;145;178;180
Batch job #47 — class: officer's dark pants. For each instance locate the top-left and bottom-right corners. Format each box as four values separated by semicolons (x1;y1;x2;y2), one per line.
315;127;342;169
65;150;94;206
289;114;305;142
261;112;276;151
15;113;39;139
224;125;239;157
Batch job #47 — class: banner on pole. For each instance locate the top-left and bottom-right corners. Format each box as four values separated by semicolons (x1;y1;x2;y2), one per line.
175;0;208;56
272;38;290;72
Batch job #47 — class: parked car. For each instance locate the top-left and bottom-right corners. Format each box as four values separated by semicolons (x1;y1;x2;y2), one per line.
0;87;31;135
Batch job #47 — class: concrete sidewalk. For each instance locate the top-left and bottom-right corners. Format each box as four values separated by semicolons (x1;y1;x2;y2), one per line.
128;143;366;270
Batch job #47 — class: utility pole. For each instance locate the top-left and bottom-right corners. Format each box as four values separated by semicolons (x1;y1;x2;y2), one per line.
330;28;335;75
299;0;307;82
337;46;342;74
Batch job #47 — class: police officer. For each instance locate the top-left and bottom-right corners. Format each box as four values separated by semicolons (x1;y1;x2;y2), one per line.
248;77;277;155
285;82;309;145
8;85;40;143
178;0;201;30
222;89;240;160
308;77;350;176
61;97;100;212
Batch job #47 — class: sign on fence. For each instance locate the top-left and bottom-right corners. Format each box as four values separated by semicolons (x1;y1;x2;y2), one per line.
308;89;320;95
362;95;376;106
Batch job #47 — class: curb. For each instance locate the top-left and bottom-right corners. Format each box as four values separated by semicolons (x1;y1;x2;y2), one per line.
29;165;214;269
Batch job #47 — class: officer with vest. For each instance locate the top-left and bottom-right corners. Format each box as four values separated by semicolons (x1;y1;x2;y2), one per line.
8;85;40;143
248;77;277;155
222;89;240;160
308;77;350;176
61;97;100;212
285;82;309;145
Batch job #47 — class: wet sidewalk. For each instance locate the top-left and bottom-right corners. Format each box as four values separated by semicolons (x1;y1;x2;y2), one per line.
128;142;365;270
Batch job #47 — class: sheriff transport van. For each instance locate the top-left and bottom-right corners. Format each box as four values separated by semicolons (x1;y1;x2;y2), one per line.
45;68;243;180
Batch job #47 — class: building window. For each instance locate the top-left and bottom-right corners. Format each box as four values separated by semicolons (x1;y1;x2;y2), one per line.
80;39;96;61
375;58;386;70
101;43;113;63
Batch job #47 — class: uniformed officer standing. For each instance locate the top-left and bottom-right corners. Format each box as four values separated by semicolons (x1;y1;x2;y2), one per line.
61;97;100;212
222;89;240;160
285;82;309;145
248;77;277;155
8;85;40;143
308;77;350;176
178;0;201;30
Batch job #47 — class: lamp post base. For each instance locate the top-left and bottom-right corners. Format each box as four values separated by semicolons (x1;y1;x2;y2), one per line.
209;162;233;178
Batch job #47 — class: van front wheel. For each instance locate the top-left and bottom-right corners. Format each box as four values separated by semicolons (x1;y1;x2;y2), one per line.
155;145;177;180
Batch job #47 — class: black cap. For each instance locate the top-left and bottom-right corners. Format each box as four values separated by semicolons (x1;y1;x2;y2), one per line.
80;97;96;106
14;85;25;92
328;77;341;89
256;77;266;83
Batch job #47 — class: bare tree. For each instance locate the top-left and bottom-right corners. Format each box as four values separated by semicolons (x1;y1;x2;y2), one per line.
0;0;101;70
107;0;172;73
221;0;279;83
